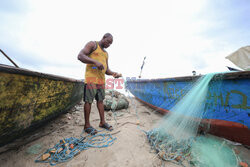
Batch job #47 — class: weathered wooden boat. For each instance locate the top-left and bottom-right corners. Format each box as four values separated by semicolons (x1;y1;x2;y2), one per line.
0;64;84;146
126;71;250;146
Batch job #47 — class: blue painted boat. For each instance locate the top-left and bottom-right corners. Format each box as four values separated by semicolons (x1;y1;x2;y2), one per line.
126;71;250;146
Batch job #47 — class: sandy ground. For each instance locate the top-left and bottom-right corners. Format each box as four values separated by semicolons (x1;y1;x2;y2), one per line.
0;98;249;167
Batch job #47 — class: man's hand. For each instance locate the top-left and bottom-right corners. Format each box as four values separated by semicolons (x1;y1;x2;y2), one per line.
95;61;104;70
112;72;122;78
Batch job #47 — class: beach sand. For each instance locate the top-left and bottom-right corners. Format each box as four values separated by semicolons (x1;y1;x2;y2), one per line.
0;98;249;167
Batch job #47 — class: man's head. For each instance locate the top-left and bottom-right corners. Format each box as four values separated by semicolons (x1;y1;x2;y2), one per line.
101;33;113;48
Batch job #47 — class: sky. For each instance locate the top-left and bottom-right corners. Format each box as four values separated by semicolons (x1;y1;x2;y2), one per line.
0;0;250;83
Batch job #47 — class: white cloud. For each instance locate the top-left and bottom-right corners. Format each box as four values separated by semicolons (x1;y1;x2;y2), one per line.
1;0;248;81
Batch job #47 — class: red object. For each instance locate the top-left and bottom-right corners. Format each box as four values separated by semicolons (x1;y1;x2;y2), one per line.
239;162;248;167
175;156;182;161
69;144;74;149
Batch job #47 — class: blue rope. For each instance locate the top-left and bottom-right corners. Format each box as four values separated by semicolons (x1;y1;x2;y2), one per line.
35;130;116;166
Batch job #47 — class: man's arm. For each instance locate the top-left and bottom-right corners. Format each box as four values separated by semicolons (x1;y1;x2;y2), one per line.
77;41;104;70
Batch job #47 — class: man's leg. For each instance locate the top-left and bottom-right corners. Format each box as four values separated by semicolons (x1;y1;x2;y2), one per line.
96;101;105;125
97;100;112;130
84;102;92;129
83;83;96;130
96;84;113;130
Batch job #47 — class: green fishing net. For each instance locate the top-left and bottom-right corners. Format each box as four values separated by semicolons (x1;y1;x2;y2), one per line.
191;136;239;167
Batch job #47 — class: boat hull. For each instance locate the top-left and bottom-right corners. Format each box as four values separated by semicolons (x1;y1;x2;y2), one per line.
126;72;250;145
0;65;84;146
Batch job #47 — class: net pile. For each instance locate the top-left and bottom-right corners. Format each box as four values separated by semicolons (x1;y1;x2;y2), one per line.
147;128;193;162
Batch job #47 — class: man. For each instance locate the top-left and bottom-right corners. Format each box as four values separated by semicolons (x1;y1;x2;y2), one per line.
78;33;122;134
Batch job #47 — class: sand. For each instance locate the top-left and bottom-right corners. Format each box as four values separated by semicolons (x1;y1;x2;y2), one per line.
0;98;249;167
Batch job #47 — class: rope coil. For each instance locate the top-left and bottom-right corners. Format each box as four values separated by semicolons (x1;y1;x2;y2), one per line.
35;130;116;166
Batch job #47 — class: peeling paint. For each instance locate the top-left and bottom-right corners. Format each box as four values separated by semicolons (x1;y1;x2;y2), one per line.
0;72;84;146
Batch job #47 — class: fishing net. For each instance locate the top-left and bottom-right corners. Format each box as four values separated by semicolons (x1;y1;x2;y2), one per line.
104;90;129;111
190;135;239;167
144;73;241;166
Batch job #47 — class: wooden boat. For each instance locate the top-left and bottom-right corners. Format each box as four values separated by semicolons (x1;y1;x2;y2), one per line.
126;71;250;146
0;64;84;146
